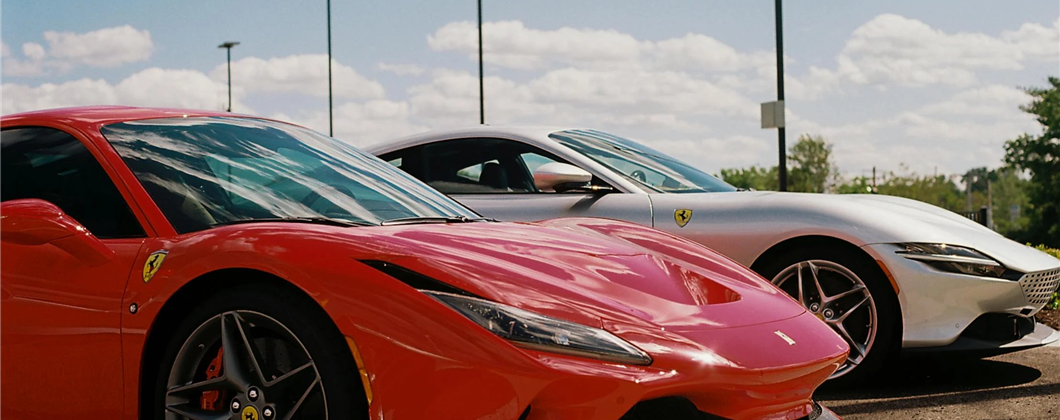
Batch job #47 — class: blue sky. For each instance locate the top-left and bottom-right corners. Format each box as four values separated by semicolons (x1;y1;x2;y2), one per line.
3;1;1058;178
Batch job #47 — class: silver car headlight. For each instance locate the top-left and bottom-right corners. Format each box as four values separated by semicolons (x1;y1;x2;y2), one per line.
423;290;653;365
895;243;1021;280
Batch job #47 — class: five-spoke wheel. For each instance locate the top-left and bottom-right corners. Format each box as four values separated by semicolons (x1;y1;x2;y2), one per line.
771;260;877;378
166;311;325;420
153;286;367;420
756;247;899;384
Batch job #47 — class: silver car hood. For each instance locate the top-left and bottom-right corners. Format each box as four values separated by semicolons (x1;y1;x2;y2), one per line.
654;191;1059;274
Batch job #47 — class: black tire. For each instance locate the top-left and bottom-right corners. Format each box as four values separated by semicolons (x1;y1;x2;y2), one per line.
756;247;900;386
150;285;368;420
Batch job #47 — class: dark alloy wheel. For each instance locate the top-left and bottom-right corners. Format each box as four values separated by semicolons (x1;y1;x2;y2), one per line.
756;247;899;385
153;286;366;420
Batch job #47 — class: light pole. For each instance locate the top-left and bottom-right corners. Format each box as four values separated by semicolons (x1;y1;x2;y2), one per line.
327;0;334;136
478;0;485;125
774;0;787;191
217;41;240;112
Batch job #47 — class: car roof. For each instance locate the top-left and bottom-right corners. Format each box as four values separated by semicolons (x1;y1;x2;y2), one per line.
365;125;578;155
1;106;250;127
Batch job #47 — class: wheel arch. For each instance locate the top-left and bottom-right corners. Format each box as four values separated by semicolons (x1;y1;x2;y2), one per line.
137;267;367;417
750;234;904;330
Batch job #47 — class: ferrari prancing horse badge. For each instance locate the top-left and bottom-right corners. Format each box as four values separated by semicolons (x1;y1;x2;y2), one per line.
674;209;693;227
142;250;168;283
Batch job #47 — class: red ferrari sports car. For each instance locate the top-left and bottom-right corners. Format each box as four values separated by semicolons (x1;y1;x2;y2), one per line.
1;106;846;420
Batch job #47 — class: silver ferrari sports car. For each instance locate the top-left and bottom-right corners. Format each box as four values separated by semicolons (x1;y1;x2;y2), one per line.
368;126;1060;382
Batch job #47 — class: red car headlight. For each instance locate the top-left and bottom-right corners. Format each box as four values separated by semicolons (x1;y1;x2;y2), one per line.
424;291;653;366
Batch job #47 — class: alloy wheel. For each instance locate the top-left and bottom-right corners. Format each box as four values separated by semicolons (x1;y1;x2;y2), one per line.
165;311;327;420
771;260;877;378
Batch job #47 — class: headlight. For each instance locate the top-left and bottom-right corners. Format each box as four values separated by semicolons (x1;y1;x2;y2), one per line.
895;243;1020;279
424;290;653;365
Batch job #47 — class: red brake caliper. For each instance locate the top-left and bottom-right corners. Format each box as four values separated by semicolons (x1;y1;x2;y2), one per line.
200;347;225;410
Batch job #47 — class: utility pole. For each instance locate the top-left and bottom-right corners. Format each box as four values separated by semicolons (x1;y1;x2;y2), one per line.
327;0;334;136
217;41;240;112
478;0;485;124
872;166;877;193
774;0;787;191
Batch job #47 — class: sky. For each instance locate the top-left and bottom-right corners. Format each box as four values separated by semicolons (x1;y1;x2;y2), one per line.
2;0;1058;178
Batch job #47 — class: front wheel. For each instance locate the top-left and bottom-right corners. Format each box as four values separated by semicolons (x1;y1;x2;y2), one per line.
757;248;899;385
153;287;367;420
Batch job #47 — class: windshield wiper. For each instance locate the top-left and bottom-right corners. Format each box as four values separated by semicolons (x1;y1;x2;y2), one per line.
211;216;374;228
380;216;495;226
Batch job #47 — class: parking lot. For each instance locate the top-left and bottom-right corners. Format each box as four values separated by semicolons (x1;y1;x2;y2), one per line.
817;343;1060;419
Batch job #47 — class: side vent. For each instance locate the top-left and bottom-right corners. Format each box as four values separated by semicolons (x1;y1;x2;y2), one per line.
359;260;479;297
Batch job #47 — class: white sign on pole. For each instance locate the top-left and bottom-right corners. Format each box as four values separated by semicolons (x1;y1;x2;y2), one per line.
761;100;785;129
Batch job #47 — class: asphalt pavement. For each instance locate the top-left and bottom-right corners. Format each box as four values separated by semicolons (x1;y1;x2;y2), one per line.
815;345;1060;420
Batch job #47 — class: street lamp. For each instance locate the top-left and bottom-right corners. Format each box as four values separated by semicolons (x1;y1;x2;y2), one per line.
217;41;240;112
773;0;787;191
478;0;485;125
327;0;334;136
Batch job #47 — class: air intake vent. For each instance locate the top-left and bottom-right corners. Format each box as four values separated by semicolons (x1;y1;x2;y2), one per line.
359;260;478;297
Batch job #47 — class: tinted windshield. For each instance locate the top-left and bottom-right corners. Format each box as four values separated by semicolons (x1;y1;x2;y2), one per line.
549;129;736;193
103;117;475;233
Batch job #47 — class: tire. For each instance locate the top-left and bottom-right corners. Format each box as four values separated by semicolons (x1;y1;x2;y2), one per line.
150;285;368;420
756;247;899;386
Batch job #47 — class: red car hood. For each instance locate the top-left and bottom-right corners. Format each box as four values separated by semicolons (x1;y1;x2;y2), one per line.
334;219;807;334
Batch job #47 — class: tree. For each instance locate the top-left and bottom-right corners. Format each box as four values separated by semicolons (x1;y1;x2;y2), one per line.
719;166;777;191
836;165;963;211
990;169;1031;237
1004;77;1060;246
719;134;835;192
788;134;836;193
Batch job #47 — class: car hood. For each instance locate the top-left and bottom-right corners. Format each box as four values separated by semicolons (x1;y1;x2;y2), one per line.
329;220;807;333
653;191;1059;273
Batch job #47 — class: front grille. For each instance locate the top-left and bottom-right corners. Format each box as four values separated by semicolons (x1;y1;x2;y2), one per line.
1019;268;1060;309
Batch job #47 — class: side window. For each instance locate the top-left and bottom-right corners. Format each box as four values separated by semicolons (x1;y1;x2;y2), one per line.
520;152;560;174
380;139;605;194
1;127;144;238
417;138;550;194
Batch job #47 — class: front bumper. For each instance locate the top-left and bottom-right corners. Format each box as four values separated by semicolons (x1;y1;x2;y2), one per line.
344;306;846;420
862;244;1060;349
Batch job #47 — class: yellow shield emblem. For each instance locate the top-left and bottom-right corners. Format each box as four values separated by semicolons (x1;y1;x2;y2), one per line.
142;250;168;283
674;209;693;227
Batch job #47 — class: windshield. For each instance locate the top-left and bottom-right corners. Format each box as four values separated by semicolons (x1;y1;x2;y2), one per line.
103;117;476;233
549;129;736;194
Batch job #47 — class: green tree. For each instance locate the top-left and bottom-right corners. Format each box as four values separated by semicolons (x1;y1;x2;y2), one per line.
720;134;835;192
990;169;1031;237
788;134;836;193
1004;77;1060;246
719;166;777;191
837;165;963;211
836;176;875;194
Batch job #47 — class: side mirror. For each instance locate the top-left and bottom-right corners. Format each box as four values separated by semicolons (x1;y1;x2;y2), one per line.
1;199;114;266
533;163;593;192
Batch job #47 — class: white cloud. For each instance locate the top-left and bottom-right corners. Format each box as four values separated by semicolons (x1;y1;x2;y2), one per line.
1001;18;1060;61
22;42;46;61
2;25;153;77
376;62;425;76
428;20;780;74
273;100;427;147
3;68;245;115
429;20;646;70
213;54;385;100
793;85;1039;175
43;25;153;67
651;33;774;72
836;14;1057;87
